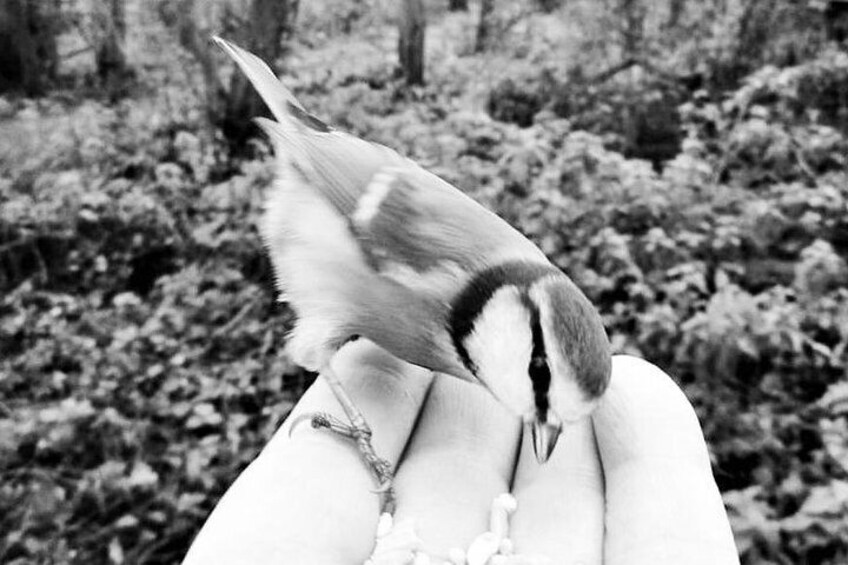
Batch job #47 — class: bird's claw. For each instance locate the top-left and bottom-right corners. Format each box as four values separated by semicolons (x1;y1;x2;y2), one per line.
288;412;352;438
367;457;395;512
376;483;395;515
287;412;316;437
287;411;396;513
372;479;392;494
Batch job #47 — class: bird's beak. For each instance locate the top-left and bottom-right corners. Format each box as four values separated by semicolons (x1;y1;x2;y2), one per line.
529;413;563;464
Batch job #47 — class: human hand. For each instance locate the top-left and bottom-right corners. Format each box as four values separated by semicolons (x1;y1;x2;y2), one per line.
183;339;740;564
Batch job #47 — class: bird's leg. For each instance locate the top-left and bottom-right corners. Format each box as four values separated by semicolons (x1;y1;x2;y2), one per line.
289;365;395;514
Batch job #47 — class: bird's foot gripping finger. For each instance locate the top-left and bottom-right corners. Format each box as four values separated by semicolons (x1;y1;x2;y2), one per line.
289;411;359;438
289;411;396;513
359;437;395;514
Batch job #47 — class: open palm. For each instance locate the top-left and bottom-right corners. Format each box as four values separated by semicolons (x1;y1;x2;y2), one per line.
184;340;739;564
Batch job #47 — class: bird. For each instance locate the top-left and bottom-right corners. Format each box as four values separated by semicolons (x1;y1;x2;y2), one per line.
214;37;611;513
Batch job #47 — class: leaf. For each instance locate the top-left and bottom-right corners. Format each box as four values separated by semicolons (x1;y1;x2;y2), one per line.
820;382;848;417
177;492;207;513
37;398;95;423
108;537;124;565
191;217;226;248
122;462;159;490
93;460;127;485
799;481;848;517
724;487;780;553
186;402;223;429
115;514;140;530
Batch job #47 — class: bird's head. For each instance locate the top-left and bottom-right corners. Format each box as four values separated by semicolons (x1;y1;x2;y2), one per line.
451;263;611;463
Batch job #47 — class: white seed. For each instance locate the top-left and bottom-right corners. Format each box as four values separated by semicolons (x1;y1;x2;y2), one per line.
372;521;423;553
412;552;432;565
366;548;416;565
494;493;518;514
489;506;509;538
498;538;514;555
447;547;466;564
507;555;553;564
490;493;517;538
466;531;500;565
376;512;394;538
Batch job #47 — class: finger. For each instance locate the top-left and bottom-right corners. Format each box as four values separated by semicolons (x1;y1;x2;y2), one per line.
509;417;604;564
281;338;435;467
594;355;740;565
184;340;434;565
392;373;522;558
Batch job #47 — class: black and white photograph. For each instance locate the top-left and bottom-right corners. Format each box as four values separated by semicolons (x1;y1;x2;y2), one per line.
1;1;847;563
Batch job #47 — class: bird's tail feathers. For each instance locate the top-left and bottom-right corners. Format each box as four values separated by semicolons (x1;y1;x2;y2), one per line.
215;36;405;213
254;117;316;180
213;36;329;170
212;36;304;122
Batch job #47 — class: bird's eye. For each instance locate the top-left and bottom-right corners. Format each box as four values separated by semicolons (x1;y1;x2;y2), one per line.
529;354;551;416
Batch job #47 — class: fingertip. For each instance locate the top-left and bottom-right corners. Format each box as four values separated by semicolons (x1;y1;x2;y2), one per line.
510;418;604;563
595;355;739;565
593;355;710;468
391;374;521;556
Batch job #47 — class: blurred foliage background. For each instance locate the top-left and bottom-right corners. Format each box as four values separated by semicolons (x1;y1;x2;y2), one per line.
1;0;848;563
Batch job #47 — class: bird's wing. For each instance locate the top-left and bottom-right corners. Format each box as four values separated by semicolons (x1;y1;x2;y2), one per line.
215;36;548;303
349;166;549;280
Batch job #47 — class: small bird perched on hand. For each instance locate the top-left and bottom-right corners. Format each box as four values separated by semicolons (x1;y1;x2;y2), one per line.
214;37;611;513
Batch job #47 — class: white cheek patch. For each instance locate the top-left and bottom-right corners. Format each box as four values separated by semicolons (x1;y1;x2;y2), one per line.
530;281;593;422
547;363;596;423
463;287;534;416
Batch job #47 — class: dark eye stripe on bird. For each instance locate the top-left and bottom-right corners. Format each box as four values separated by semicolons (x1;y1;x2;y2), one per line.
526;300;552;420
449;260;559;373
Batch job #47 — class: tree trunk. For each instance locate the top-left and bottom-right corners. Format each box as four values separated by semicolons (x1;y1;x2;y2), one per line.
825;1;848;42
398;0;425;85
156;0;223;116
475;0;495;52
535;0;562;13
618;0;645;57
666;0;685;29
158;0;298;151
0;0;60;95
94;0;130;100
223;0;299;144
736;0;769;59
448;0;468;11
